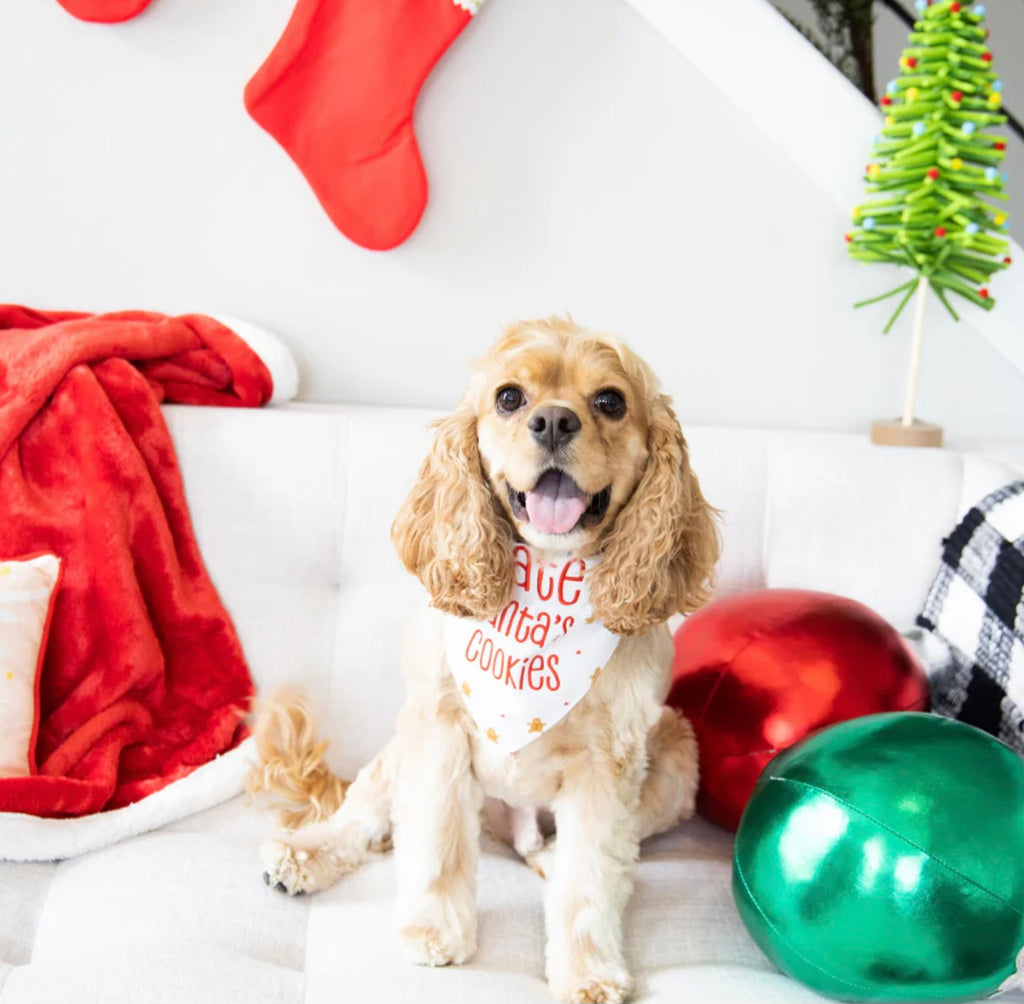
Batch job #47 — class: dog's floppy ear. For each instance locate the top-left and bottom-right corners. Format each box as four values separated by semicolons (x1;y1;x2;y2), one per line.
589;395;719;635
392;406;515;619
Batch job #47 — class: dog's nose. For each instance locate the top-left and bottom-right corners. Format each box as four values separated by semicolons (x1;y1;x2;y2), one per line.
528;406;581;451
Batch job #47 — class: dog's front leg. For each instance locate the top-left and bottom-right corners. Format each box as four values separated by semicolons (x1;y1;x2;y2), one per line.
392;710;482;967
545;743;646;1004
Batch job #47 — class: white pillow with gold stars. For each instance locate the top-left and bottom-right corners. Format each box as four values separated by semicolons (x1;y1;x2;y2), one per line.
0;554;61;778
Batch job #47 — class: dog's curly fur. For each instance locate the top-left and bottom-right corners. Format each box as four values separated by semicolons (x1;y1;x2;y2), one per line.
253;318;720;1003
391;404;515;620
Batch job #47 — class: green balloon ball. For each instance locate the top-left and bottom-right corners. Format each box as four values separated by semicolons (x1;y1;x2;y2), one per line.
733;713;1024;1002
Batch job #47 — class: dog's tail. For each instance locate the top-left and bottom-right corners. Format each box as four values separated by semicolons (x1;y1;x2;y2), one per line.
246;689;350;829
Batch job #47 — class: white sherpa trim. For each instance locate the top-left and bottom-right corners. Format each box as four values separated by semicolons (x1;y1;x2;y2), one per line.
209;314;300;404
0;738;254;862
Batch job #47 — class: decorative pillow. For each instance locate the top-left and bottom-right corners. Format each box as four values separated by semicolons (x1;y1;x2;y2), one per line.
667;589;929;831
0;554;62;778
918;479;1024;752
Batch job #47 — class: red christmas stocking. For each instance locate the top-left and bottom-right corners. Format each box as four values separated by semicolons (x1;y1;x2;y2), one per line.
56;0;154;21
244;0;484;251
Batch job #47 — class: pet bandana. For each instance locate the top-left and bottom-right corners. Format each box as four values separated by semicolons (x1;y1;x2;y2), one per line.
444;544;620;754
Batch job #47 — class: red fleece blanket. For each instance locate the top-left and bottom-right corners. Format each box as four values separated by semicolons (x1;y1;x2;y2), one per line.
0;306;272;818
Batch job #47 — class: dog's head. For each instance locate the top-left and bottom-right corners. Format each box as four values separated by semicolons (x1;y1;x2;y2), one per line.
392;317;719;634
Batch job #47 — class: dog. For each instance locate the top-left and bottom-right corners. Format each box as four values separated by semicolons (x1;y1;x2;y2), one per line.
254;317;720;1004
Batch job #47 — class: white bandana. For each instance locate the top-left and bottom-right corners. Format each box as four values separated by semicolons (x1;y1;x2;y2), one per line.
444;544;619;754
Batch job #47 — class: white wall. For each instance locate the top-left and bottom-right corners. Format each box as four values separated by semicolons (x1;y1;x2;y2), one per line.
1;0;1022;440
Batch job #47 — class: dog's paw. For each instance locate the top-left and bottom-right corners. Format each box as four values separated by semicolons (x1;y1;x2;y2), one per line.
261;839;313;895
511;805;545;858
550;967;634;1004
399;922;476;967
525;839;555;880
260;838;349;896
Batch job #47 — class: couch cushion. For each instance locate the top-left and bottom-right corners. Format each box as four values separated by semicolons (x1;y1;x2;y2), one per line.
0;860;52;976
0;798;306;1004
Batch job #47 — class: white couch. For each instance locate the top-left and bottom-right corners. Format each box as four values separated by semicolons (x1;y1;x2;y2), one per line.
2;402;1023;1004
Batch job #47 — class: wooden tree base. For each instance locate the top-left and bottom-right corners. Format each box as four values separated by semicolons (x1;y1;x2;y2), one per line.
870;418;944;448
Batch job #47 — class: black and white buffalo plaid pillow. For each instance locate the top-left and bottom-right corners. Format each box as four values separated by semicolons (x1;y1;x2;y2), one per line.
917;480;1024;753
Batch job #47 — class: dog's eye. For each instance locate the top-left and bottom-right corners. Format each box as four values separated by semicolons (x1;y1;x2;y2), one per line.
593;389;626;419
496;385;525;414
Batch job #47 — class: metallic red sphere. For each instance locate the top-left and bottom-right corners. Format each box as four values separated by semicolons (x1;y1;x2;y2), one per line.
667;590;929;831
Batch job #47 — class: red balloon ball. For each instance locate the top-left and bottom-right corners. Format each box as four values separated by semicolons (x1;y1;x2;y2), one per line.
667;590;929;832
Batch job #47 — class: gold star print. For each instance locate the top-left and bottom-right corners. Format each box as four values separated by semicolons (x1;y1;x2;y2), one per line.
528;718;546;734
0;566;10;577
591;667;602;684
4;672;12;681
461;681;471;697
486;728;499;743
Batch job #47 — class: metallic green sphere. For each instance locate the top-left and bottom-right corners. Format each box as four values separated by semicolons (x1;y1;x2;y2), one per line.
733;713;1024;1002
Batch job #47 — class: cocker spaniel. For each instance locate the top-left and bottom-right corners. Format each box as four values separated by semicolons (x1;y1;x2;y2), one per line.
254;317;720;1004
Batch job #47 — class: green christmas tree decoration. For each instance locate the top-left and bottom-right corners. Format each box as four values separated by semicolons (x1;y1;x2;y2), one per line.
847;0;1010;334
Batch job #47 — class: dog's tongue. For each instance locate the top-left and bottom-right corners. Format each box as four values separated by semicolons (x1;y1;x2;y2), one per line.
525;470;587;534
